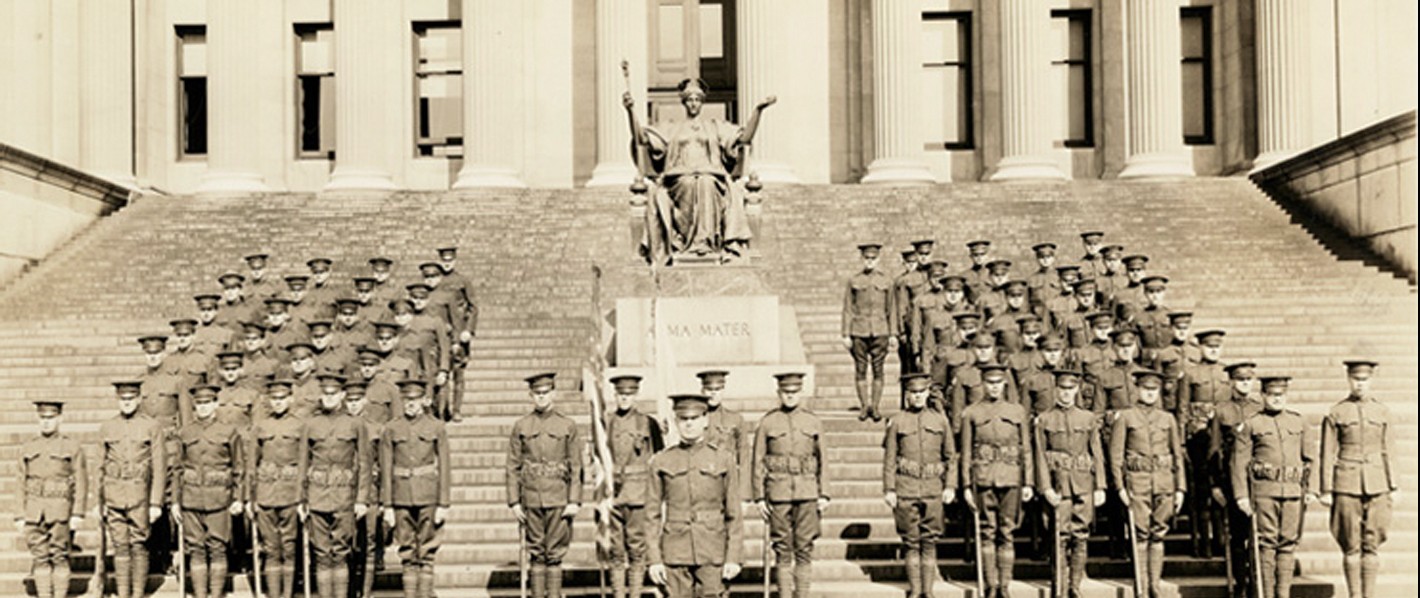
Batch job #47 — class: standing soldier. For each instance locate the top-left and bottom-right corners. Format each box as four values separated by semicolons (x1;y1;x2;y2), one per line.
346;382;387;598
136;334;184;579
15;401;87;598
216;272;256;334
506;373;582;598
963;240;994;304
960;364;1033;598
882;373;957;598
1109;371;1185;598
306;258;339;318
1034;370;1106;598
194;294;236;356
1026;243;1061;314
646;395;744;598
1151;312;1201;373
244;253;282;302
175;385;246;598
350;346;402;423
237;323;281;385
1320;360;1399;598
367;257;402;314
895;240;935;374
1234;376;1318;598
436;246;479;423
1179;329;1229;557
99;381;167;598
214;351;262;426
842;242;898;422
382;379;451;598
600;375;665;598
1132;276;1172;365
248;379;306;598
1211;362;1263;595
1077;232;1106;279
752;372;829;598
305;374;371;598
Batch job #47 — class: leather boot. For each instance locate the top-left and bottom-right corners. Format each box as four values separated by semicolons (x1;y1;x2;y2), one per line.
417;564;434;598
546;566;564;598
1259;548;1277;598
1361;553;1379;598
529;564;546;598
1131;544;1148;598
856;380;872;420
32;563;53;598
209;557;228;598
905;551;922;598
402;566;419;598
628;562;647;598
793;563;812;598
1342;554;1361;598
317;566;334;598
53;561;71;598
869;379;885;421
981;543;999;596
263;561;282;598
115;555;133;598
334;567;351;598
776;564;795;598
920;546;938;598
191;561;210;598
1068;542;1088;598
999;543;1015;590
1147;543;1165;598
1276;552;1296;598
133;547;150;598
610;567;628;598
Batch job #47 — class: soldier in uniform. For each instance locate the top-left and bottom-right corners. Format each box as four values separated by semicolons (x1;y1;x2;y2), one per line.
506;373;582;598
194;294;236;356
1045;265;1082;317
15;401;87;598
751;372;828;598
1179;329;1228;556
894;240;935;374
1320;360;1400;598
345;382;387;598
394;292;450;404
264;297;304;358
1095;245;1128;308
1073;312;1116;377
842;242;899;422
366;257;403;318
382;379;451;598
412;265;458;420
237;322;282;384
169;318;214;421
286;275;323;329
305;373;371;598
286;344;324;418
1132;276;1172;365
1077;232;1106;279
331;298;373;359
1051;279;1100;349
1210;361;1263;595
1113;255;1150;317
214;351;262;426
1093;329;1148;413
646;394;744;598
949;334;1022;421
962;240;994;303
372;321;422;383
435;246;479;423
247;379;306;598
1110;370;1185;598
244;253;283;302
174;385;246;598
1151;312;1201;372
960;364;1032;598
883;373;957;598
306;258;339;317
698;370;750;504
1026;243;1061;314
1034;370;1106;598
136;334;186;578
1234;376;1318;598
349;346;402;423
600;375;665;598
216;272;257;333
99;381;167;598
1020;334;1088;417
985;280;1033;353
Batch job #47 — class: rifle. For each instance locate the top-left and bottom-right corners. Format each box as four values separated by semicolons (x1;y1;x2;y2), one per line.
303;511;312;598
176;508;187;598
89;509;107;598
1248;480;1263;598
250;510;262;598
519;521;529;598
970;487;984;597
1222;497;1234;597
761;519;771;598
1124;494;1144;598
1052;501;1065;598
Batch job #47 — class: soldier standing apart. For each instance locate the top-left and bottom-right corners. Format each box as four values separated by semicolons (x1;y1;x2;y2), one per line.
382;379;451;598
1034;370;1106;598
1234;376;1318;598
1109;371;1184;598
175;385;246;598
248;379;306;598
646;395;745;598
1210;362;1263;596
883;373;957;598
507;373;583;598
99;382;167;598
346;381;387;598
960;364;1033;598
1320;360;1400;598
435;246;479;423
843;242;899;422
305;375;371;598
14;401;87;598
752;372;829;598
600;375;665;598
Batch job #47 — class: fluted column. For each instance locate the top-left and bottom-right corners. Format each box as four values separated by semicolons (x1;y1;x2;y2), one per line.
454;0;526;188
737;0;799;183
325;0;399;191
991;0;1065;181
79;0;135;188
198;0;268;193
1118;0;1193;179
1252;0;1312;171
862;0;934;185
587;0;649;188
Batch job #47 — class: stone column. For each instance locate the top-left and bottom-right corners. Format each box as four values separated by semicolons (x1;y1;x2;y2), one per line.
325;0;399;191
79;0;135;188
587;0;649;188
198;0;268;193
991;0;1065;181
1252;0;1311;171
1118;0;1193;179
862;0;935;185
454;0;526;188
737;0;799;183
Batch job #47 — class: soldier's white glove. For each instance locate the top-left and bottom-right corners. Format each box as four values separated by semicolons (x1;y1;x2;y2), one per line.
649;563;668;585
1174;492;1185;515
435;506;449;525
1092;490;1106;507
13;518;24;531
1044;489;1062;507
884;492;898;509
964;489;976;510
942;488;957;505
1237;498;1253;517
436;371;449;386
297;504;310;521
888;337;899;351
511;504;527;524
384;509;396;529
755;501;771;521
460;330;473;343
1021;486;1035;503
562;504;580;519
1319;493;1333;507
149;506;163;522
171;504;182;520
817;497;830;513
841;336;853;350
355;503;369;519
723;562;742;580
1117;490;1130;505
69;515;84;529
229;501;244;516
1211;487;1227;507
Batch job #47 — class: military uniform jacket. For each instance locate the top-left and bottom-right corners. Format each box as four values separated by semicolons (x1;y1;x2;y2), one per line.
1094;359;1148;411
607;408;665;506
1234;409;1317;500
243;349;282;385
893;270;929;338
215;299;259;333
1152;339;1201;373
1074;340;1114;378
439;270;480;334
706;407;745;465
362;375;402;411
1109;406;1184;496
140;363;186;425
1035;407;1105;497
842;269;898;338
249;412;307;508
217;383;261;426
331;321;374;355
176;416;244;511
1208;396;1262;492
267;323;305;360
1027;269;1062;310
406;312;451;373
1320;396;1396;496
98;414;167;509
960;400;1032;489
752;408;829;502
1180;361;1229;434
647;441;743;567
17;433;88;522
1135;305;1172;349
505;409;582;509
883;408;957;499
290;373;322;419
195;323;235;357
917;298;973;362
381;351;421;381
305;409;371;512
949;362;1023;420
382;413;451;508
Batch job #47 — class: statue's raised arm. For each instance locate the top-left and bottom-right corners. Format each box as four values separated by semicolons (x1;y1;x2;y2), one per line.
737;95;777;148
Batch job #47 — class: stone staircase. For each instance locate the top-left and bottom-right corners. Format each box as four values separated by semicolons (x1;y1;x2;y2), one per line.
0;178;1411;597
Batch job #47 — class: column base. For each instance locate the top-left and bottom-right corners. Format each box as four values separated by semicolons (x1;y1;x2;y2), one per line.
990;156;1068;182
196;171;268;194
749;161;801;185
324;168;397;192
586;161;640;188
452;165;526;189
1118;153;1194;179
1249;149;1300;174
861;158;936;185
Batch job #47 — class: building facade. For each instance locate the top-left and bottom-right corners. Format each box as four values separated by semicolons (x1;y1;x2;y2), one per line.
1;0;1414;193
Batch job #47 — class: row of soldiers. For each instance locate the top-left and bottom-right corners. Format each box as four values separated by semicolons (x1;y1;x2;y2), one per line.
841;234;1399;598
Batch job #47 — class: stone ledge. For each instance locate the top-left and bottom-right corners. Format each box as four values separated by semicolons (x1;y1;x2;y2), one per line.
0;142;136;210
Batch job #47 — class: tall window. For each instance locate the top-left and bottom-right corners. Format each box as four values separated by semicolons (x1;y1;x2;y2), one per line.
414;21;463;158
1181;7;1213;144
1052;10;1092;147
296;24;335;159
177;25;207;158
922;12;972;150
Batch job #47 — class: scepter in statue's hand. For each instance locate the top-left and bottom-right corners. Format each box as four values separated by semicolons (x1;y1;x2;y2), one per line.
621;59;649;195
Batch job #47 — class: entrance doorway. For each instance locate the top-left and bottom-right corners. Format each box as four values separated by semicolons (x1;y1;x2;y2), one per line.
647;0;738;124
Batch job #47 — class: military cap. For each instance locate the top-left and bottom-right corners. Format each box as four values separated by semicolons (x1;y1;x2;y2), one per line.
985;259;1012;273
241;321;267;335
355;346;384;364
138;335;168;353
1079;231;1105;241
368;256;393;268
190;385;221;402
670;394;710;417
264;296;294;311
437;246;459;257
353;277;377;291
244;253;270;264
372;320;402;334
525;372;557;392
952;312;982;325
1016;313;1043;326
1101;244;1125;258
405;283;432;298
1343;360;1379;374
1167;311;1194;323
940;275;967;290
169;318;198;333
1195;329;1226;344
266;378;295;396
113;381;143;398
1084;311;1114;325
925;260;950;276
970;333;996;348
1161;358;1186;377
217;271;246;286
33;401;64;416
1224;362;1258;379
911;239;936;251
1052;369;1084;385
696;370;729;387
1032;243;1058;256
1132;370;1165;387
343;381;369;397
417;262;443;276
335;298;362;313
317;373;347;389
306;257;333;270
194;294;222;309
286;342;316;358
999;279;1028;294
1110;329;1139;345
1122;255;1150;268
979;364;1009;381
610;375;643;393
1038;334;1066;350
900;372;933;392
216;351;245;367
900;248;918;260
1055;264;1082;274
1072;277;1097;290
773;372;806;392
966;240;992;252
307;320;334;335
1141;276;1169;290
284;275;310;287
389;299;416;314
1260;376;1291;391
397;378;429;396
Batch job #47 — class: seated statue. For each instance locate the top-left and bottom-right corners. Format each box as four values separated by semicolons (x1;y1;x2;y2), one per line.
624;78;776;265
